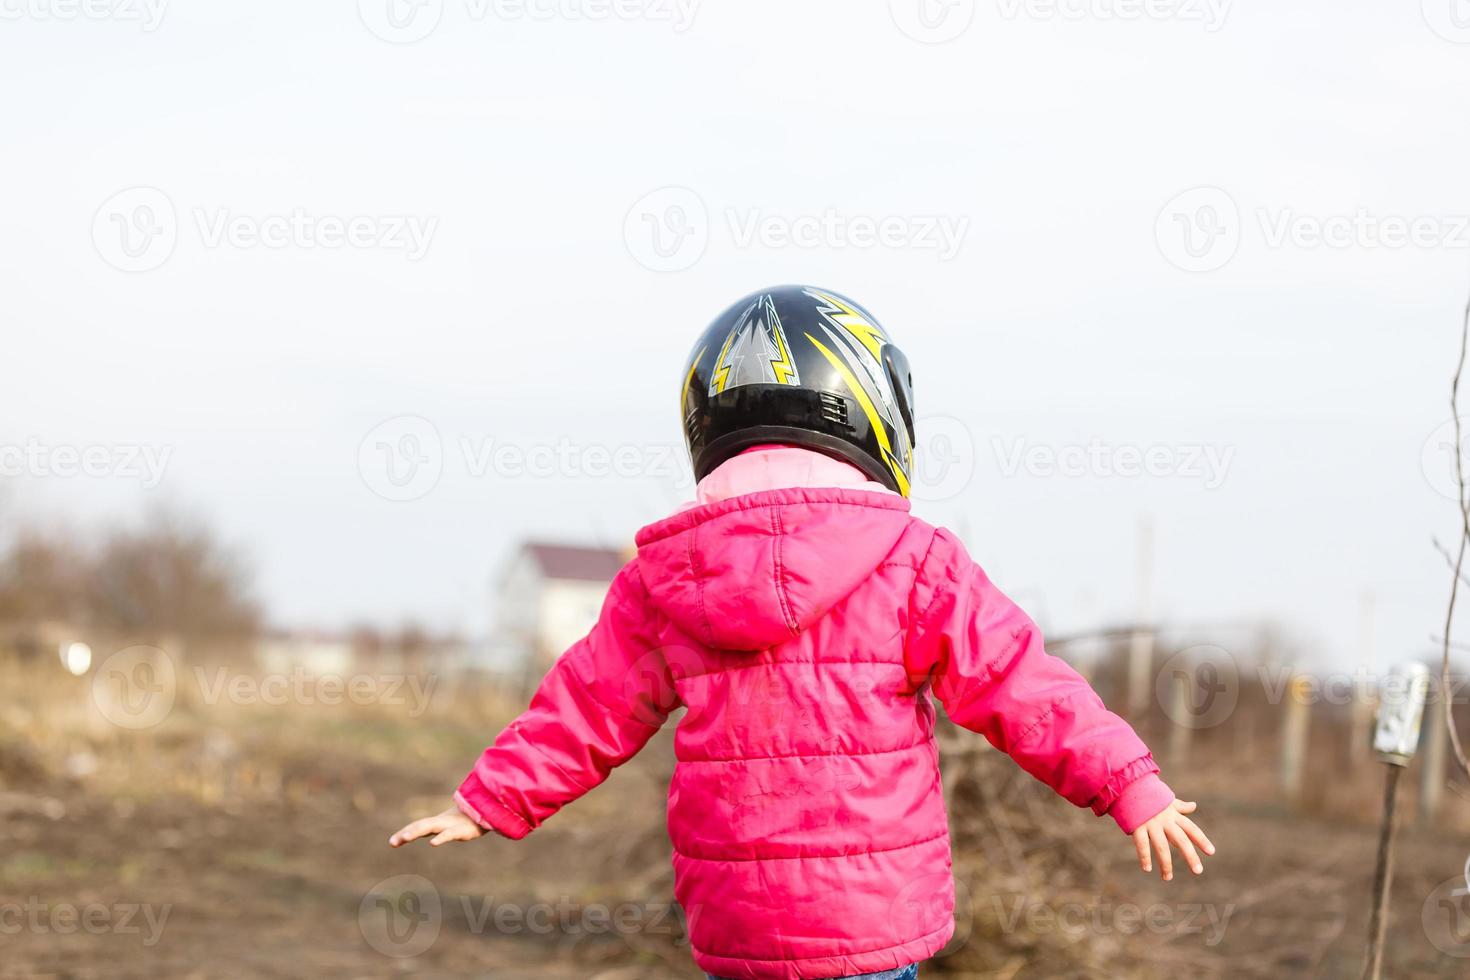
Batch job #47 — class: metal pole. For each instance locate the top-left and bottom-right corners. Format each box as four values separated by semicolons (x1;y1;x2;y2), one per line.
1361;661;1429;979
1361;765;1403;980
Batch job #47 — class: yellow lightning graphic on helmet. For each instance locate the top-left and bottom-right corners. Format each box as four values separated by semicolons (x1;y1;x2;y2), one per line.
710;303;798;394
806;332;911;497
710;330;737;394
769;321;797;384
807;289;887;361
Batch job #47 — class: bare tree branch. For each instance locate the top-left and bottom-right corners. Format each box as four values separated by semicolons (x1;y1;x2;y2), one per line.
1441;275;1470;780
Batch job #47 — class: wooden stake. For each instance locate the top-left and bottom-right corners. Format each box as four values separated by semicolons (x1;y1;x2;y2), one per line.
1361;765;1403;980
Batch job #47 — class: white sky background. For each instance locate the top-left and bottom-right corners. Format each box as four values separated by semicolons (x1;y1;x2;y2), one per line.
3;0;1470;673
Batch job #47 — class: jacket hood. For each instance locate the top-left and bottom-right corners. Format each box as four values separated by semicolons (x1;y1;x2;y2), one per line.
634;487;912;651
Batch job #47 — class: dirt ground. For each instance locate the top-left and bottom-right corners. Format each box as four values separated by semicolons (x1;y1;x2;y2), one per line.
3;670;1470;979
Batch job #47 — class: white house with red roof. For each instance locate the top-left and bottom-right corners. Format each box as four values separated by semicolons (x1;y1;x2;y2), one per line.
495;540;629;686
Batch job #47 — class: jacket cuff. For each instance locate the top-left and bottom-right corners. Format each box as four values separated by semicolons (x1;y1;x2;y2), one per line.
1104;772;1176;834
454;773;533;840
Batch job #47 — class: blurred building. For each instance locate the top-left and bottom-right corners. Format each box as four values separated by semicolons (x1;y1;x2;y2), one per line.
495;541;628;686
255;631;355;676
255;628;468;676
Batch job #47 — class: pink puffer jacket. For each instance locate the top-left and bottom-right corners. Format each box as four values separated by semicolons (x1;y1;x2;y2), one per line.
456;457;1173;979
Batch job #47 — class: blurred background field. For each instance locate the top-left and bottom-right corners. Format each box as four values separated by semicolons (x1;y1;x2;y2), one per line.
9;3;1470;977
2;513;1469;979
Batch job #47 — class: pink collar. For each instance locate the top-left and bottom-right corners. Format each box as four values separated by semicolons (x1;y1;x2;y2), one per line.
692;445;896;507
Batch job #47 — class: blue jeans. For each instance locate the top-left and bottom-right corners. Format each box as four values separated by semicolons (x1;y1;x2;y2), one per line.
709;967;917;980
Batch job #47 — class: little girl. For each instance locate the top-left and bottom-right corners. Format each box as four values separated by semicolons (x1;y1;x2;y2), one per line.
391;285;1214;980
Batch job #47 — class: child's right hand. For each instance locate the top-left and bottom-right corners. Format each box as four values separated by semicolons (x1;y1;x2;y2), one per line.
1132;799;1214;881
388;806;487;848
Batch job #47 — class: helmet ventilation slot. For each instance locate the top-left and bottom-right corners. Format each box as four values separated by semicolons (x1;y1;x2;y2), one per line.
818;392;850;429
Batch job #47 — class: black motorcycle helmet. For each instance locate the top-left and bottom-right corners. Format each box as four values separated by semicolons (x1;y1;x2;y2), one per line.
680;285;916;496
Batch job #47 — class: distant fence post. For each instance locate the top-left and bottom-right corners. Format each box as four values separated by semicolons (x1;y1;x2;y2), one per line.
1348;592;1376;771
1281;675;1311;806
1168;669;1192;765
1419;681;1447;827
1126;517;1155;717
1127;628;1156;718
1346;690;1375;773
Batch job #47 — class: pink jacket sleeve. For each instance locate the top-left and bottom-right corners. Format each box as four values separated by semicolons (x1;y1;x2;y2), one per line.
907;529;1174;834
455;562;677;839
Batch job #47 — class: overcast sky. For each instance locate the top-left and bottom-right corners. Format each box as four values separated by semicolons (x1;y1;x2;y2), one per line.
4;0;1470;673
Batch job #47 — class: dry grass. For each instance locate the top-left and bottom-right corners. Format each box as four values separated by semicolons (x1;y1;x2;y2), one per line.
2;650;1468;978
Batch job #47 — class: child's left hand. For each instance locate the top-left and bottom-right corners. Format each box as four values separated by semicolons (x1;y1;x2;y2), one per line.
1132;799;1214;881
388;806;487;847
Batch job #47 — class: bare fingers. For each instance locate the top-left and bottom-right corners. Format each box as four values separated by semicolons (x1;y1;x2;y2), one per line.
1148;824;1173;881
389;814;451;847
1176;814;1215;857
430;825;477;846
1164;822;1203;875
